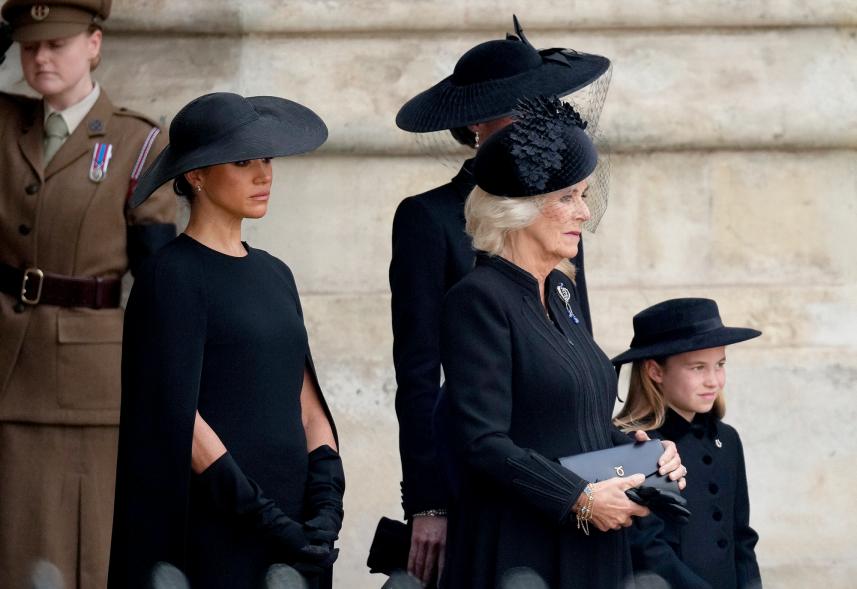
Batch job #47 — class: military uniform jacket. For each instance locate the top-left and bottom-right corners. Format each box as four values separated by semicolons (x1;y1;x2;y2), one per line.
630;409;762;589
0;89;176;425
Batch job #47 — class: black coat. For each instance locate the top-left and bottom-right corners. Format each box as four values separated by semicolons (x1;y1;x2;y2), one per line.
629;409;761;589
439;254;629;589
390;160;591;517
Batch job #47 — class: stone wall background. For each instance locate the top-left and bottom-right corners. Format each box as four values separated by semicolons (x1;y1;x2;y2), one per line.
3;1;856;586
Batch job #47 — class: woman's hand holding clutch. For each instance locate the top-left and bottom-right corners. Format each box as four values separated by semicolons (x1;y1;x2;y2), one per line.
577;474;651;532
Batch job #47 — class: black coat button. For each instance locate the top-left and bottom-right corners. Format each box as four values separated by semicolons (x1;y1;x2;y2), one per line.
717;538;728;549
693;429;705;439
709;483;719;495
713;510;723;521
702;455;713;465
25;183;40;194
18;224;31;235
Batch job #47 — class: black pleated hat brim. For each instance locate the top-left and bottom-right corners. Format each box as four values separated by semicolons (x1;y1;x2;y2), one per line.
130;97;327;208
396;52;609;132
611;326;762;366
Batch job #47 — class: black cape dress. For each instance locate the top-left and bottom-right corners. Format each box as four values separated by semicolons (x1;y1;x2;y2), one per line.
439;254;632;589
108;234;337;589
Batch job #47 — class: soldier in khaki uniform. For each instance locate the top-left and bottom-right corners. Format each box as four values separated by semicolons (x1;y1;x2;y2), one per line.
0;2;176;587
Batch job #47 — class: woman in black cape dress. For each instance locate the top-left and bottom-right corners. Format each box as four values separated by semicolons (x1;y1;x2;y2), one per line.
108;93;344;589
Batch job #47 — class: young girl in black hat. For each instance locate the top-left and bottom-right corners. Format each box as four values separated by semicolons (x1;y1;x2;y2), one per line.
613;298;763;589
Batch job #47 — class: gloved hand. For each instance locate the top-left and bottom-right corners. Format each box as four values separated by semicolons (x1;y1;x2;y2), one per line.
1;22;13;67
626;485;691;525
292;544;339;578
195;452;309;559
302;445;345;548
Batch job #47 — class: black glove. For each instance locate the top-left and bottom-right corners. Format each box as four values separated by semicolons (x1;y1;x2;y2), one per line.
195;452;333;563
626;485;691;525
303;445;345;548
292;545;340;579
0;22;12;66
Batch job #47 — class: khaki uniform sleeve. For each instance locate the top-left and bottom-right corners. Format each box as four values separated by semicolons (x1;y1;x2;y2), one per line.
123;126;177;275
126;128;177;227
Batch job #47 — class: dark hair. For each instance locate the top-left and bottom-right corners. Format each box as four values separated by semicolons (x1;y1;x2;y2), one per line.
449;126;477;149
173;174;195;201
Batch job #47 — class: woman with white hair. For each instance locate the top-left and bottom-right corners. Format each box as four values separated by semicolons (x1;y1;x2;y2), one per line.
439;97;686;588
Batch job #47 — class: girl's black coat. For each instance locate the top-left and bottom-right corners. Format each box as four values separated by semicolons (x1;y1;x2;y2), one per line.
439;254;627;589
389;160;591;517
630;410;762;589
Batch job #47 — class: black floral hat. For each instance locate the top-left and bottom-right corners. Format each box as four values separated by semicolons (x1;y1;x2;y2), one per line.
472;96;609;230
396;16;610;133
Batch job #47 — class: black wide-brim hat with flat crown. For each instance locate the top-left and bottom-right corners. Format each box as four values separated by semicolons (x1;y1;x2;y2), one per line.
395;16;610;132
129;92;327;208
611;298;762;367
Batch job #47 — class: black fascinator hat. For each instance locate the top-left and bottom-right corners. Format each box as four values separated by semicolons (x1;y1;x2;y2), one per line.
472;95;610;231
396;16;610;132
611;298;762;367
474;96;596;197
129;92;328;208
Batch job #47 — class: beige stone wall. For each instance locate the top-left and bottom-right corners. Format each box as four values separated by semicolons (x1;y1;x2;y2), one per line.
3;2;855;586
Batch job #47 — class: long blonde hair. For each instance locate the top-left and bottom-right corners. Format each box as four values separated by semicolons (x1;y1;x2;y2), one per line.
464;186;576;279
614;359;726;432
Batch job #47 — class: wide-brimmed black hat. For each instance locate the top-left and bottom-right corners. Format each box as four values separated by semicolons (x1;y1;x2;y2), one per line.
395;16;609;132
612;298;762;366
129;92;328;208
473;96;598;198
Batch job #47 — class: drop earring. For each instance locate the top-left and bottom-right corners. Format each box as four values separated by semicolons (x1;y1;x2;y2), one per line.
195;185;202;193
474;131;480;150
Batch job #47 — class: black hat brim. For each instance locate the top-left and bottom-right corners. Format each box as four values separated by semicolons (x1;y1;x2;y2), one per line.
396;52;609;132
611;326;762;366
130;97;327;208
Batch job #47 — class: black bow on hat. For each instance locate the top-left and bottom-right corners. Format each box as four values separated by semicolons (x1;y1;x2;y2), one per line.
611;298;762;367
395;15;610;132
129;92;328;208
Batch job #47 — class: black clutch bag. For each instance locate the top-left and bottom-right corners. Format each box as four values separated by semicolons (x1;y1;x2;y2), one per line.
559;440;690;524
366;517;410;575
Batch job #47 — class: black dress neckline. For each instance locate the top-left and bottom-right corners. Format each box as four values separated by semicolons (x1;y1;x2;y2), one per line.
178;232;251;259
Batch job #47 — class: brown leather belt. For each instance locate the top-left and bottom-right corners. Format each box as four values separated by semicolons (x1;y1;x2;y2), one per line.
0;263;121;309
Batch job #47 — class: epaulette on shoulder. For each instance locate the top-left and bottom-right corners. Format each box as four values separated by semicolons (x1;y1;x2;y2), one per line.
114;106;163;130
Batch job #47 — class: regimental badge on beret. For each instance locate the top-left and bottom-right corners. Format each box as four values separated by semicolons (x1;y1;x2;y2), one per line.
30;5;49;21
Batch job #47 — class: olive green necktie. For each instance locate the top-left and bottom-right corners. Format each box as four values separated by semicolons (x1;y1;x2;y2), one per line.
43;112;69;165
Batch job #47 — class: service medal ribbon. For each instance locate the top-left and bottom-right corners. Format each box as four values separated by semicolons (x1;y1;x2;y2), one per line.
89;143;113;183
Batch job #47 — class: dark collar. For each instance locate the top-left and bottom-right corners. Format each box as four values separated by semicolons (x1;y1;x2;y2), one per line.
658;408;719;441
476;253;541;297
451;158;476;201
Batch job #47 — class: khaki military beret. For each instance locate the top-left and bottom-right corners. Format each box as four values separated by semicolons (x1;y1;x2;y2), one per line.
1;0;111;42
